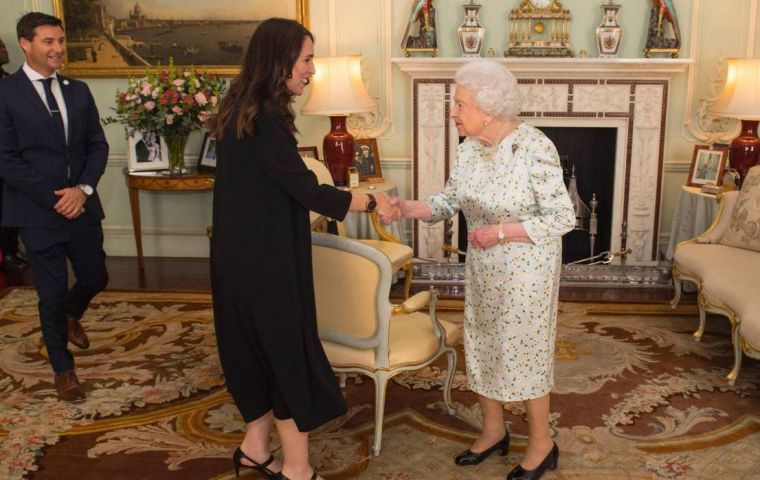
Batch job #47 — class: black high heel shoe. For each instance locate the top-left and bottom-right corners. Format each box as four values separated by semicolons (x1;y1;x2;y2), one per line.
454;432;510;466
232;447;280;479
506;442;559;480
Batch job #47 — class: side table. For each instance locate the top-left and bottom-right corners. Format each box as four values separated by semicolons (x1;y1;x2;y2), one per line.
665;185;720;261
123;168;215;269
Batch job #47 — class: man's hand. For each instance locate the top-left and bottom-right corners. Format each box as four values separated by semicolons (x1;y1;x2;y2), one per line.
53;187;87;219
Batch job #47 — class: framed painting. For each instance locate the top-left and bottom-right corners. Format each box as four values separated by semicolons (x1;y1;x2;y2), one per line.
197;133;217;171
353;138;382;181
297;146;321;164
127;130;169;172
53;0;309;77
687;145;729;187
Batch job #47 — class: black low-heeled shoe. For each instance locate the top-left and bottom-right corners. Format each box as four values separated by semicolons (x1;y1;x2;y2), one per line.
279;471;317;480
455;432;510;466
232;447;280;479
506;442;559;480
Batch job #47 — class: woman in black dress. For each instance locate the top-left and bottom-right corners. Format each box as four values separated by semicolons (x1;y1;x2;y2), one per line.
210;18;396;480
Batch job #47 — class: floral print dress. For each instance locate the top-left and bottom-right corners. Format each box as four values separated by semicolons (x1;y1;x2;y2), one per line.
425;123;574;402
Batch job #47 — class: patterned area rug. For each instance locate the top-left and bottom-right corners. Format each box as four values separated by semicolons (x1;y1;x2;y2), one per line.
1;289;759;480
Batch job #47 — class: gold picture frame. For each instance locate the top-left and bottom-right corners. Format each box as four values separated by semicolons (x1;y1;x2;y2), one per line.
687;144;729;187
353;138;382;181
53;0;309;77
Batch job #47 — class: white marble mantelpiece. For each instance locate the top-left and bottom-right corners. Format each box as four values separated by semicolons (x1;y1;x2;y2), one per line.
392;57;693;266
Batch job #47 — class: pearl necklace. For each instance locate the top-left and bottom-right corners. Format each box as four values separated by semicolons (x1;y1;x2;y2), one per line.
478;121;514;161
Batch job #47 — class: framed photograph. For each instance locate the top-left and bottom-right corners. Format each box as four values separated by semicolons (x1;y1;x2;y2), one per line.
297;146;321;163
127;130;169;172
353;138;382;181
53;0;309;77
197;133;217;171
687;145;729;187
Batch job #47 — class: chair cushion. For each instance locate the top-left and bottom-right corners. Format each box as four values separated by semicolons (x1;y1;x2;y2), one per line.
673;243;748;279
720;165;760;252
322;312;461;370
358;239;413;271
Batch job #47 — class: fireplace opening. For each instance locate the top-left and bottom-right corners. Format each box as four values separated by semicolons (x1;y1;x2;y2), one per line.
455;126;618;264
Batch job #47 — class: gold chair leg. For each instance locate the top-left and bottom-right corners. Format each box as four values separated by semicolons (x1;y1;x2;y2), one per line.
403;262;413;300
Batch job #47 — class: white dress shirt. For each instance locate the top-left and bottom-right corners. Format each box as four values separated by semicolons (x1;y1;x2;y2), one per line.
22;62;69;143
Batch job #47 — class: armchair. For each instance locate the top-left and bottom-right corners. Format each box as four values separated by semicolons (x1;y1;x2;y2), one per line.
303;156;414;298
311;233;461;455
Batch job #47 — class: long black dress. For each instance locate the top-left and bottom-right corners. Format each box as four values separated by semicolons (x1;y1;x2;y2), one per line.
211;106;352;431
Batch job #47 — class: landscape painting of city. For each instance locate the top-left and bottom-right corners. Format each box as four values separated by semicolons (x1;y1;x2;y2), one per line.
54;0;308;77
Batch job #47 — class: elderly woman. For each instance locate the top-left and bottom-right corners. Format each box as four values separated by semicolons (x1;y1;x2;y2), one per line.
391;60;573;480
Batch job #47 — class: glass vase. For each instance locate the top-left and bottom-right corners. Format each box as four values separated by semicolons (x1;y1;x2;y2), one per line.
166;134;189;176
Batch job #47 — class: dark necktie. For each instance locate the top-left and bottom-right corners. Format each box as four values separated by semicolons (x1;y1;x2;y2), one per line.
40;77;66;144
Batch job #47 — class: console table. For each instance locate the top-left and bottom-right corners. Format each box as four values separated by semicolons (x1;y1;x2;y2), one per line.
123;168;215;270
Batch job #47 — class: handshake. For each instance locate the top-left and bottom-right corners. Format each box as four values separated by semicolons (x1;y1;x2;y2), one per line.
373;193;409;225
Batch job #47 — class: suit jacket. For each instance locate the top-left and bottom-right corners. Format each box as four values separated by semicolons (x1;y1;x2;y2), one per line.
0;68;108;228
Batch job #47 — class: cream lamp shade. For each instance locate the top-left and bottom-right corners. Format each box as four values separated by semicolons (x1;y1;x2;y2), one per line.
711;58;760;120
301;56;377;115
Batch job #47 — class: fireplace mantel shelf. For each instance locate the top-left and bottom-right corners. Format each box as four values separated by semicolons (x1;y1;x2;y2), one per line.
391;57;693;78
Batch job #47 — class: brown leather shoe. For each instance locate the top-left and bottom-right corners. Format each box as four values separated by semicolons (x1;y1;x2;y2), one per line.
67;317;90;349
54;369;86;402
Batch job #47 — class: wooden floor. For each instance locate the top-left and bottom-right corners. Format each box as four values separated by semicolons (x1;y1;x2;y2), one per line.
0;256;695;304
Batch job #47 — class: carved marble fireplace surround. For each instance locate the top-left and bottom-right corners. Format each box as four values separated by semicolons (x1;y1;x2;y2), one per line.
393;58;692;266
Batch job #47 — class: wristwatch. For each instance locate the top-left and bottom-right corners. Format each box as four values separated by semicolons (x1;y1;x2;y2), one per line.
365;193;377;213
497;224;506;243
78;184;94;197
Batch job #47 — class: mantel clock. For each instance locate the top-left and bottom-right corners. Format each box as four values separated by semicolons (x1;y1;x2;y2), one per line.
506;0;573;57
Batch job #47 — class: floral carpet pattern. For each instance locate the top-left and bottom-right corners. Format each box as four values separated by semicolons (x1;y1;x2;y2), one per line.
0;289;759;479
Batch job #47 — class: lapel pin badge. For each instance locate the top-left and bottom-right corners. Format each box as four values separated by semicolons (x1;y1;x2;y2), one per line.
63;80;69;86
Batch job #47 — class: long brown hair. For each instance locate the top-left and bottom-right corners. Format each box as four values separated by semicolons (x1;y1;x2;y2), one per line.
210;18;313;140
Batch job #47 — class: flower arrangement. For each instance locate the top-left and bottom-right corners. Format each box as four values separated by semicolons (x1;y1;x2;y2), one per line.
105;60;226;138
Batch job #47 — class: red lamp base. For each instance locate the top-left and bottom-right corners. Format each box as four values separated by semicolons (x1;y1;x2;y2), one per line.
323;115;353;186
729;119;760;186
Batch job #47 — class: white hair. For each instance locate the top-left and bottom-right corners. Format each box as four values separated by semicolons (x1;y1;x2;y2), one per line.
454;60;524;120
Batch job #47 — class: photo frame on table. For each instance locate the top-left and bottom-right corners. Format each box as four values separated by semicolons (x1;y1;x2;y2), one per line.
352;138;382;181
687;145;729;187
127;130;169;172
297;146;321;164
53;0;309;77
197;133;217;171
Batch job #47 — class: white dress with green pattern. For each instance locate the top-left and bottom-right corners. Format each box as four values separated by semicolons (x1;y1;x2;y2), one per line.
425;123;574;401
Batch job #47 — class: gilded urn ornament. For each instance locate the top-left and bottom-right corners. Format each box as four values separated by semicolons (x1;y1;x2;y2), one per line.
596;1;623;58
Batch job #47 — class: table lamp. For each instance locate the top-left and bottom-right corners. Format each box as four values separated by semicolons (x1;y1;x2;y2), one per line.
301;56;377;186
711;58;760;185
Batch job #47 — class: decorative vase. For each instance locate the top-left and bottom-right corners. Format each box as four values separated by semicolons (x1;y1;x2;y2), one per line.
596;1;623;58
166;134;189;176
458;3;484;58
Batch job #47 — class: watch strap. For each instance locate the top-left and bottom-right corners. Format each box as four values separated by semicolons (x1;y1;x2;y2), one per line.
365;193;377;213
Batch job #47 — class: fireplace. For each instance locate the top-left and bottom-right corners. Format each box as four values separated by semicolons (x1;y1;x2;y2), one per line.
393;57;692;268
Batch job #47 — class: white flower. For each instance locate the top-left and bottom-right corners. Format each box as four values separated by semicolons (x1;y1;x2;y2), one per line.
165;114;174;125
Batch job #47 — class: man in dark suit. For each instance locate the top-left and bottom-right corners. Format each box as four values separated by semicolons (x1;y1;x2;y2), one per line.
0;12;109;402
0;35;27;271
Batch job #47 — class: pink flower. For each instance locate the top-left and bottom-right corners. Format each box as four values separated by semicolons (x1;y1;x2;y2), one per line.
140;82;151;96
165;114;175;125
172;79;185;87
172;106;183;114
144;101;156;111
194;92;208;106
209;96;218;107
197;111;210;122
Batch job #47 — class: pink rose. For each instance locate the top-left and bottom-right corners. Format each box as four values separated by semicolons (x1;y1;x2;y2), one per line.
172;79;185;87
144;101;156;111
194;92;208;106
141;83;151;96
197;111;210;122
172;106;183;114
209;96;218;107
